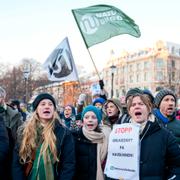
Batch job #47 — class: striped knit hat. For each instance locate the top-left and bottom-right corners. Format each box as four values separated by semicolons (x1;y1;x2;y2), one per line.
155;89;177;108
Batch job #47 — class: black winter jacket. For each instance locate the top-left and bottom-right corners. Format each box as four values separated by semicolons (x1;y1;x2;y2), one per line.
106;120;180;180
72;128;97;180
0;116;9;178
12;121;75;180
140;120;180;179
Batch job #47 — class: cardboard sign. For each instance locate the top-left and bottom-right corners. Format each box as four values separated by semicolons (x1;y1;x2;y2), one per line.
104;123;140;180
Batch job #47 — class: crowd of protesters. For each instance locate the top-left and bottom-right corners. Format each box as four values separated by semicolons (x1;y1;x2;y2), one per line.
0;81;180;180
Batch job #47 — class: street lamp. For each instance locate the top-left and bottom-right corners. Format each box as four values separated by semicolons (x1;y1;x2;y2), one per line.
23;63;30;104
110;65;116;98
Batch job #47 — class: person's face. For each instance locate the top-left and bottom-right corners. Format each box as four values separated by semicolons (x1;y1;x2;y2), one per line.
76;120;83;128
94;102;103;109
37;99;55;124
106;102;119;117
64;106;72;118
20;103;25;110
129;96;149;124
83;111;98;131
159;95;176;117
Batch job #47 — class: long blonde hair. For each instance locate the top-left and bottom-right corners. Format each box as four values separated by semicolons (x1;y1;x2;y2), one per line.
19;110;60;164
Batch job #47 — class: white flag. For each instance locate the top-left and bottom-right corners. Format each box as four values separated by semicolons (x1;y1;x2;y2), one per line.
43;37;79;81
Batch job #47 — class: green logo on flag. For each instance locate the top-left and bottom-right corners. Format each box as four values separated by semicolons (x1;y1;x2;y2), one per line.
72;4;141;48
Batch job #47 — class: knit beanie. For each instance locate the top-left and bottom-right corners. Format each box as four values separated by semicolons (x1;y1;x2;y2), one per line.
81;105;102;124
92;97;106;106
143;89;154;103
155;89;176;108
125;88;143;102
32;93;56;111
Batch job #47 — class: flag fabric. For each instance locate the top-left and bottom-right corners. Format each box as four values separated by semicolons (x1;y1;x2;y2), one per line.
43;37;79;82
72;4;141;48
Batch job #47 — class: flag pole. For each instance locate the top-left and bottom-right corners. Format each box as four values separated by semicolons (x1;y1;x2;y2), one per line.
72;10;101;80
87;48;101;80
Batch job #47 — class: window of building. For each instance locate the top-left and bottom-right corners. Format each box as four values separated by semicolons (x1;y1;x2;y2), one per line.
171;46;175;54
144;72;148;81
171;60;175;68
129;64;133;72
129;75;133;83
172;72;175;81
156;58;164;69
156;71;164;81
144;61;150;69
137;74;140;82
136;63;141;70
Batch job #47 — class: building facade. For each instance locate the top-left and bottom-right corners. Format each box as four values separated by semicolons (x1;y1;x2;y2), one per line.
102;40;180;98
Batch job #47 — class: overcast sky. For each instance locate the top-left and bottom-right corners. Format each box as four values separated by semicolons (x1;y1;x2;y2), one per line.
0;0;179;72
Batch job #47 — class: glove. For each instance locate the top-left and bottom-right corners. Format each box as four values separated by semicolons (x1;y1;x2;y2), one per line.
77;93;87;105
99;79;104;90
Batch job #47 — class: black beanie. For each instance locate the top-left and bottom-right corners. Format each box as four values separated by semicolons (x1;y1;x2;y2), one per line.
143;89;154;103
32;93;56;111
125;88;143;102
155;89;176;108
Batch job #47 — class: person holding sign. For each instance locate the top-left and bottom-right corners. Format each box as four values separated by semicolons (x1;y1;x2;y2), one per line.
105;93;180;179
72;105;111;180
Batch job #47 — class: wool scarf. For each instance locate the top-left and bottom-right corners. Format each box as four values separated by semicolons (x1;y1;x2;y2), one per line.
82;126;110;180
153;108;170;124
29;145;54;180
130;118;147;134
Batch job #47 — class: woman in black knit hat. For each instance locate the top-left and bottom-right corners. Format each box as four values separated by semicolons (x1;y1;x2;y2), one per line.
12;93;75;180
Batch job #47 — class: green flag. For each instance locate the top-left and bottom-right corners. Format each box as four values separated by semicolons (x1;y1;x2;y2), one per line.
72;4;141;48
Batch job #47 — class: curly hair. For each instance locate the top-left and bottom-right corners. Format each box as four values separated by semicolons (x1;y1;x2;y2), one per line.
19;110;60;164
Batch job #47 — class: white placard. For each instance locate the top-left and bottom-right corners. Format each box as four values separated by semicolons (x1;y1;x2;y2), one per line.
104;123;140;180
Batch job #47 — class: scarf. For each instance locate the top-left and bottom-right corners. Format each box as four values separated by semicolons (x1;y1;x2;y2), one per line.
108;114;119;125
130;118;147;134
29;144;54;180
153;108;170;124
82;126;111;180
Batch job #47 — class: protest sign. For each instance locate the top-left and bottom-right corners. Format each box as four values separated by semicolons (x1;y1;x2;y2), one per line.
105;123;140;180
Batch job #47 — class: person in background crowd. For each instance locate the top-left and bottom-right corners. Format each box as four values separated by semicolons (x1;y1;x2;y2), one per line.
20;102;30;120
92;97;106;110
153;89;180;144
103;98;123;128
142;89;155;104
97;79;107;101
176;109;180;120
74;113;83;130
106;93;180;179
10;99;27;121
72;105;111;180
0;86;23;142
60;104;76;129
0;116;9;179
12;93;75;179
176;98;180;120
76;93;87;114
